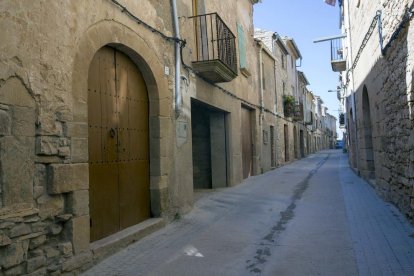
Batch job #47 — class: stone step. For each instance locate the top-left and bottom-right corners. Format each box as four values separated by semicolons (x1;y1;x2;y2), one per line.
89;218;165;266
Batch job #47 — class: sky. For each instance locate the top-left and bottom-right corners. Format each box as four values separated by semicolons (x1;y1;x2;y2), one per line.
253;0;343;138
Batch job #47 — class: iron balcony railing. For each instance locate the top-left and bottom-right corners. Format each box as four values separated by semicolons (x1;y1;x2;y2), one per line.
293;102;304;122
190;13;237;75
330;37;346;72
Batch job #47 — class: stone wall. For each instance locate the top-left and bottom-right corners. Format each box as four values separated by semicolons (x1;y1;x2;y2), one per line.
344;0;414;221
0;0;176;274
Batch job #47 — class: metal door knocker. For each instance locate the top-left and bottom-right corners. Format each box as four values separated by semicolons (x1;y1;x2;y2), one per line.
109;128;116;138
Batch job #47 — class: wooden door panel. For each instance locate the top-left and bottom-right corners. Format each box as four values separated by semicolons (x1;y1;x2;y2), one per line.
116;51;130;162
100;48;118;164
119;161;150;229
89;46;150;241
116;50;150;231
88;52;103;164
241;107;252;179
89;47;121;242
89;163;119;241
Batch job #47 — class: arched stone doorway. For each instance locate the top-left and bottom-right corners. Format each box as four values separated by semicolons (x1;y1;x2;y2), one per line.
88;46;150;241
71;21;171;245
362;86;375;178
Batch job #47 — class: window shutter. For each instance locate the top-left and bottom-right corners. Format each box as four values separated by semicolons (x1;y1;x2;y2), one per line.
237;24;247;70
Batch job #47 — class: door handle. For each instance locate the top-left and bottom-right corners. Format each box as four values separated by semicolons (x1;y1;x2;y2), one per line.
109;128;116;138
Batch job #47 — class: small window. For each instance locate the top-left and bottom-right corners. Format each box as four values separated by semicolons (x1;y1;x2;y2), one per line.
281;53;285;69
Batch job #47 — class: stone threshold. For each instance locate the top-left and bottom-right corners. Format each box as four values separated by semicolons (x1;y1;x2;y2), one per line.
89;218;165;265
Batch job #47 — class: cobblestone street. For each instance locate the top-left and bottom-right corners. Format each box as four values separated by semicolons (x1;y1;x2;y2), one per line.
83;150;414;275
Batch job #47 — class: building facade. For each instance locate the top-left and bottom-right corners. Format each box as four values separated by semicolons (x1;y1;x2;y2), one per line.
338;0;414;222
0;1;336;274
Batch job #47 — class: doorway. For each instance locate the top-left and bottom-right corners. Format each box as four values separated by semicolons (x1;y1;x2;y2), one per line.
270;126;275;167
300;130;305;158
241;106;253;178
362;86;375;178
293;126;298;159
88;46;150;241
284;124;289;162
191;99;228;189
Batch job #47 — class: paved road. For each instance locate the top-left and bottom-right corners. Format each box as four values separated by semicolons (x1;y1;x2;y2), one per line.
83;150;414;275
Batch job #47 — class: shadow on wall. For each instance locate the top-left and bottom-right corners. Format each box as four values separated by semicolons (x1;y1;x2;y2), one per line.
347;21;414;219
348;21;413;221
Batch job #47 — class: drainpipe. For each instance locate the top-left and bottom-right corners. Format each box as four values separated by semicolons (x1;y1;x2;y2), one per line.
272;35;278;114
171;0;181;116
258;42;264;115
258;41;264;170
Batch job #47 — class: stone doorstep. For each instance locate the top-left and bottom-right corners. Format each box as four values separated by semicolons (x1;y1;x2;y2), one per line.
89;218;165;265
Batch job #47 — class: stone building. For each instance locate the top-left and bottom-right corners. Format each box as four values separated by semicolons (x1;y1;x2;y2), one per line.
336;0;414;222
254;29;336;166
0;0;336;274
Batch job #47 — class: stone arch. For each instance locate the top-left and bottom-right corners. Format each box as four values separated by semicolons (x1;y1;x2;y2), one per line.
71;20;171;230
362;85;375;178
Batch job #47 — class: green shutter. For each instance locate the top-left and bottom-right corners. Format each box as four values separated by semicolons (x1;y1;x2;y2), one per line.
237;24;247;69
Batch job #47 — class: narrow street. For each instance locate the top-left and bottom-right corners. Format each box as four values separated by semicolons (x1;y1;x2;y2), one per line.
83;150;414;276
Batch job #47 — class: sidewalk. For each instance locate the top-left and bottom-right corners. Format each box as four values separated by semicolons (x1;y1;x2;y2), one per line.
82;151;414;275
339;154;414;275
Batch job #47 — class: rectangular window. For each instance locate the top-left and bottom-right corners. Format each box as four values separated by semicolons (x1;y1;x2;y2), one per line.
281;53;285;69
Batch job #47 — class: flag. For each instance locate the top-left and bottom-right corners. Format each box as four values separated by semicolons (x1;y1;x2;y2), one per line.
325;0;336;6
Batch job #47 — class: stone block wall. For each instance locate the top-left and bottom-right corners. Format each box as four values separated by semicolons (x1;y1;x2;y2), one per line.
345;0;414;221
0;0;177;274
0;76;80;274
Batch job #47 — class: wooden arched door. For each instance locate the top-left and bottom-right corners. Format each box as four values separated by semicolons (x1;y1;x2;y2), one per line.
88;46;150;241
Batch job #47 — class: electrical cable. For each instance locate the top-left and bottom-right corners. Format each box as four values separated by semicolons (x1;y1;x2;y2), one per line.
109;0;328;131
345;3;414;87
109;0;185;45
179;43;313;127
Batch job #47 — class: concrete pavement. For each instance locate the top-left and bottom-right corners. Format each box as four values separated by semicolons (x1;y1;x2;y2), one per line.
83;151;414;275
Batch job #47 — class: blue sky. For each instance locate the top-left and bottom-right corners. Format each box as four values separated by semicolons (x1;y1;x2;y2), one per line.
253;0;343;137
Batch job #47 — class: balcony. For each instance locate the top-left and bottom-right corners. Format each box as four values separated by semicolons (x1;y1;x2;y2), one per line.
293;103;304;122
304;111;314;125
190;13;238;83
330;38;346;72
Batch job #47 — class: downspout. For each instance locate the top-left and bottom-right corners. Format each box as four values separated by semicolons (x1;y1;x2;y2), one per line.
272;34;278;114
272;34;279;165
171;0;181;117
258;42;264;116
258;41;264;170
